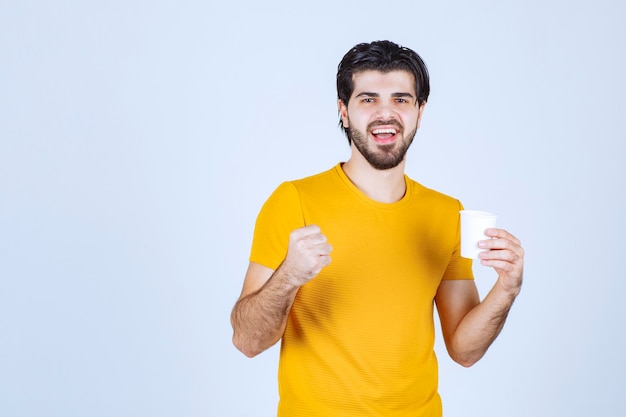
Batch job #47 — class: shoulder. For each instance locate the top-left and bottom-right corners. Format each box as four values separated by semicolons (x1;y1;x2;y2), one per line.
406;176;463;209
261;165;339;209
286;165;342;196
290;165;339;187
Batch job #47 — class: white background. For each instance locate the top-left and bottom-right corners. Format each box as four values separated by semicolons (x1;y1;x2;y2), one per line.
1;0;625;416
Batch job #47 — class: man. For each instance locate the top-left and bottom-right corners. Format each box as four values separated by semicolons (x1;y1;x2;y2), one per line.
231;40;524;416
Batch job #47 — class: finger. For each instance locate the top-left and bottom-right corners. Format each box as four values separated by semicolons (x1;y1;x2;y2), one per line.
479;233;522;254
290;224;321;240
307;233;328;245
479;258;519;273
317;243;333;255
301;224;322;236
319;254;332;267
479;244;523;264
478;246;519;263
478;238;513;251
484;228;521;246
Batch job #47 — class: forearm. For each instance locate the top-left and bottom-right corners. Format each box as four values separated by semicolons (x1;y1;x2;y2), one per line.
231;268;299;358
449;279;519;367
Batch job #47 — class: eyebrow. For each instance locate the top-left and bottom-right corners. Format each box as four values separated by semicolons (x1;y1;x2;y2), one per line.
355;92;379;98
392;92;415;99
355;92;415;99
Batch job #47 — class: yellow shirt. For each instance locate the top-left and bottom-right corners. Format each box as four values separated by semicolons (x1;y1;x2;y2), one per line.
250;164;473;416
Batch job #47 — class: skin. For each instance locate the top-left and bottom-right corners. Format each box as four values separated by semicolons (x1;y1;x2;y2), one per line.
231;69;524;366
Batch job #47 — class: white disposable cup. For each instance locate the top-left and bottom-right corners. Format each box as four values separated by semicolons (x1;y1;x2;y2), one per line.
460;210;498;259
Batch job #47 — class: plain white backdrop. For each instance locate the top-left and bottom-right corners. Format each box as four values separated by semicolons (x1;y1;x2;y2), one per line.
1;0;625;416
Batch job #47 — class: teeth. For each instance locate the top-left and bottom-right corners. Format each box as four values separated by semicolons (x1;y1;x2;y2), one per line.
372;128;397;135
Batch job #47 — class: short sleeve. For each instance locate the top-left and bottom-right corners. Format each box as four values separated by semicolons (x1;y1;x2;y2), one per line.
250;182;306;270
442;200;474;280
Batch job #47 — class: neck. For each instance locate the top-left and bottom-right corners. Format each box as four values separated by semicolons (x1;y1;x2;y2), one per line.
342;152;407;204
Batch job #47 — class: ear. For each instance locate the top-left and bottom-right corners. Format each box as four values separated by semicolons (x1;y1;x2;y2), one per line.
416;101;426;129
338;99;349;128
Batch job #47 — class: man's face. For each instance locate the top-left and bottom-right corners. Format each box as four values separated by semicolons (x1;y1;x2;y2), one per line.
339;70;425;170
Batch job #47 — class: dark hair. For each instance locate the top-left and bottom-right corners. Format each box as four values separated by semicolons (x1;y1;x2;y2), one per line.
336;40;430;141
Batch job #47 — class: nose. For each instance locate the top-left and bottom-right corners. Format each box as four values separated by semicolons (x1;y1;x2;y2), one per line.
374;101;396;121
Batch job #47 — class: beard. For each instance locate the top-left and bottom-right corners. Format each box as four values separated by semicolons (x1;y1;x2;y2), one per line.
347;121;418;170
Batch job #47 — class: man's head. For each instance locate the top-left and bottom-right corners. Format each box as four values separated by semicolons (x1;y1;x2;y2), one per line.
336;41;430;144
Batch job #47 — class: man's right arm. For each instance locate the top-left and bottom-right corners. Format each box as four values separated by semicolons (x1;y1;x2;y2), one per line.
230;262;298;358
231;225;332;358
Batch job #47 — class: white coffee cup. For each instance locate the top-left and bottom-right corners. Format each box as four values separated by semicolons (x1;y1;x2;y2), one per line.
459;210;498;259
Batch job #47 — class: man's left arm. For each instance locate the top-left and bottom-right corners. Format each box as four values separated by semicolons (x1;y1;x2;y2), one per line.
435;228;524;367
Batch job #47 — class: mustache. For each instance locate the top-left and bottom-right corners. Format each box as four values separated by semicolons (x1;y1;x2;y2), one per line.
368;119;403;131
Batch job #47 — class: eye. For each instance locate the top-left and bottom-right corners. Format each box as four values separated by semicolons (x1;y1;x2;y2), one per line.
362;97;375;103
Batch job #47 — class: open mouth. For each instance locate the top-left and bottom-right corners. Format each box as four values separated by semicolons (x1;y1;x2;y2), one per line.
371;127;399;143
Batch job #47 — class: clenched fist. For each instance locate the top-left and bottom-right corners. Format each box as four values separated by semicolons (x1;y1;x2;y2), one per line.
281;225;332;286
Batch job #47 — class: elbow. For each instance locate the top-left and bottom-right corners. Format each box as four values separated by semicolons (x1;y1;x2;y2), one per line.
239;347;261;359
230;307;283;358
232;333;263;358
232;326;279;358
231;310;262;358
449;348;485;368
455;356;479;368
